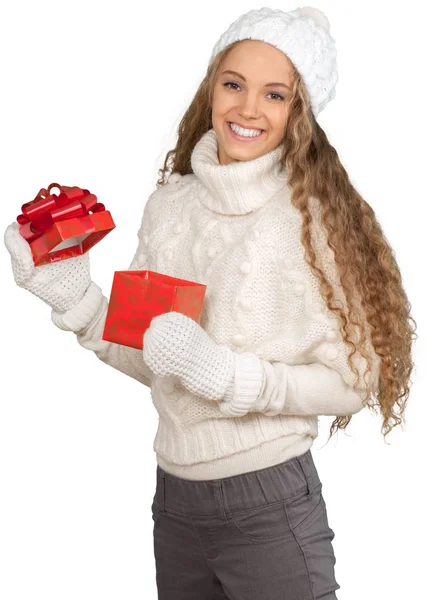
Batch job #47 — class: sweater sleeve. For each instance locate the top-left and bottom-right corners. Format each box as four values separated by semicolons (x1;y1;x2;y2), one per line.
217;196;381;418
218;341;381;418
50;193;157;389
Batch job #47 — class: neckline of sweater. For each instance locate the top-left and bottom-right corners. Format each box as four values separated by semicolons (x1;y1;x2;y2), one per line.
190;127;288;215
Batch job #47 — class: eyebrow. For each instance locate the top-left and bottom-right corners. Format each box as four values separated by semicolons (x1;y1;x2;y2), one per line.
220;69;291;90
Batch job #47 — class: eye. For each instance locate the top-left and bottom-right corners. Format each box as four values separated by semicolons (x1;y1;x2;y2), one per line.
223;82;285;101
223;81;240;91
268;92;285;101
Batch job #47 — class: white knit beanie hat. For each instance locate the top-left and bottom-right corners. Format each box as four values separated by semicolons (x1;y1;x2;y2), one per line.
209;6;338;118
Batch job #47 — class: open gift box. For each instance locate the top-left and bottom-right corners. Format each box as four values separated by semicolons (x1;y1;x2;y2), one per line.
102;270;207;350
17;182;115;266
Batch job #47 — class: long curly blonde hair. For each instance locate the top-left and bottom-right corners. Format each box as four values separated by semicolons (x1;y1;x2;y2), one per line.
156;41;417;441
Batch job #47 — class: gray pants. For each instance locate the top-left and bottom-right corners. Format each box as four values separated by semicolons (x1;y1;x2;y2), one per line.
151;449;340;599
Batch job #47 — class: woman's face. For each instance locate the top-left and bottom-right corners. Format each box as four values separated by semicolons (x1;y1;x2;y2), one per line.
211;40;294;165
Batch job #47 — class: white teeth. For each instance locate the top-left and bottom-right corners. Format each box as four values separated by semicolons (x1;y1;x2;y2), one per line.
229;122;263;137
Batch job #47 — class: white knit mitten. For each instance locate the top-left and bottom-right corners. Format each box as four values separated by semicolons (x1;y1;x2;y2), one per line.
142;311;266;414
4;221;92;314
143;311;237;402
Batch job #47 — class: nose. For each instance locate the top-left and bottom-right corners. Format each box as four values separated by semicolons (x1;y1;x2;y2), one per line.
237;92;261;120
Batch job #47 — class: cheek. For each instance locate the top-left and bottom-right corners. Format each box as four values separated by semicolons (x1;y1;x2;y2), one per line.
268;106;288;131
212;94;233;116
212;85;239;111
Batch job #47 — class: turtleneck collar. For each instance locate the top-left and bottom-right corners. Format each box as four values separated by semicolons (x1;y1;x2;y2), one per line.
190;127;288;215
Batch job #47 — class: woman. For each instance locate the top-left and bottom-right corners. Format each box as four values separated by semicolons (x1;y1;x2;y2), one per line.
4;6;416;599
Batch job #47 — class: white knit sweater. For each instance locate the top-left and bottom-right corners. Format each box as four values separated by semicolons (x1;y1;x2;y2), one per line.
52;127;380;480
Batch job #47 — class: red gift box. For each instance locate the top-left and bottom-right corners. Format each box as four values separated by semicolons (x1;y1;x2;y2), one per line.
17;182;115;266
102;270;207;350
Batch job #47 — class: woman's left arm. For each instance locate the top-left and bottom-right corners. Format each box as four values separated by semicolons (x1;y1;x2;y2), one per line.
218;337;381;418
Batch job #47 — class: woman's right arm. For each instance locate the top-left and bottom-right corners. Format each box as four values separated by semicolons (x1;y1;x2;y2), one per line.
50;194;158;389
51;281;154;388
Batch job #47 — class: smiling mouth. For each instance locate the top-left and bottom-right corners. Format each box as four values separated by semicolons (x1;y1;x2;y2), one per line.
228;121;265;131
226;121;267;139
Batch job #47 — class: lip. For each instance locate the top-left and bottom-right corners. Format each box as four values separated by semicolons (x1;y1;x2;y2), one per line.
226;121;266;142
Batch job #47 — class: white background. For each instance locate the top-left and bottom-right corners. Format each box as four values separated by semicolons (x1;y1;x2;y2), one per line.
0;1;437;598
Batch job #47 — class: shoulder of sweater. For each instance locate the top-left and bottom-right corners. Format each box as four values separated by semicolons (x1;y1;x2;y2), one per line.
148;172;198;207
137;173;197;227
164;171;198;192
273;191;343;293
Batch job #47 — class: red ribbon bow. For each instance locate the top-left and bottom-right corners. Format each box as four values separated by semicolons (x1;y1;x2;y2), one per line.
17;182;106;243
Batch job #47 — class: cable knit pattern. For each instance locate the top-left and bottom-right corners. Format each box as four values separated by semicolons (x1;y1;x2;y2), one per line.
209;6;338;118
54;127;380;480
